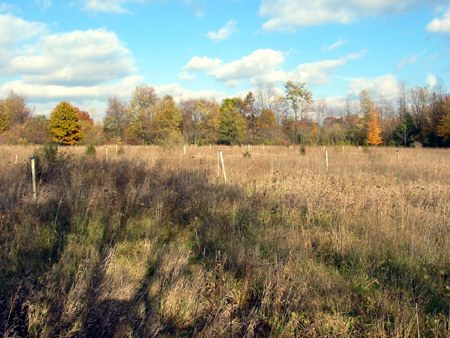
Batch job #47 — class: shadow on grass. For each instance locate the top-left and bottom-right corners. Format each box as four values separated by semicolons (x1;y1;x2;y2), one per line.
0;156;252;337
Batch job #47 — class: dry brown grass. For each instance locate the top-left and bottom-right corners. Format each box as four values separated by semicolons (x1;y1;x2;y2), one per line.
0;144;449;337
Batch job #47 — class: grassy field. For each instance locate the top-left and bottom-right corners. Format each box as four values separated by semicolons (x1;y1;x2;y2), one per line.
0;145;449;337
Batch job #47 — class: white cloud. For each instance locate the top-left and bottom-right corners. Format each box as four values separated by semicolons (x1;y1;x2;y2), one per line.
289;52;363;84
184;56;223;71
260;1;351;30
8;29;135;86
82;0;128;13
82;0;206;16
426;74;437;87
153;83;225;101
349;74;399;100
0;14;47;45
209;49;285;82
0;14;140;118
427;8;450;34
260;0;444;30
0;75;143;119
184;49;363;88
252;70;287;84
0;76;144;102
322;38;348;52
207;19;237;41
325;96;348;109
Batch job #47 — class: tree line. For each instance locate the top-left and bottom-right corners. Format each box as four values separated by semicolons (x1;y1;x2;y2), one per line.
1;81;449;147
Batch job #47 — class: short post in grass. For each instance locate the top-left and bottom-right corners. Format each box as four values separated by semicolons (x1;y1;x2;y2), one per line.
397;149;399;160
15;154;18;164
30;155;37;201
116;143;118;155
300;144;306;156
183;144;187;155
219;150;227;182
217;150;220;177
325;148;329;171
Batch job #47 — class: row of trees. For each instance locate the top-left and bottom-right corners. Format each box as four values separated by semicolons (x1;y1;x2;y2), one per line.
0;93;97;145
1;80;449;146
92;80;450;147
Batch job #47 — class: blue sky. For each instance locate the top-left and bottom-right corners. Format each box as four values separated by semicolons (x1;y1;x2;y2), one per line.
0;0;450;119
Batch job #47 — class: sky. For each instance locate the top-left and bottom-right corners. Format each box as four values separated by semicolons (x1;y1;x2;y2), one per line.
0;0;450;120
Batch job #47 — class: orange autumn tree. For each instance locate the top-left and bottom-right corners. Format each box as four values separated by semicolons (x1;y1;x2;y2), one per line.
367;109;382;145
360;89;382;146
310;122;319;141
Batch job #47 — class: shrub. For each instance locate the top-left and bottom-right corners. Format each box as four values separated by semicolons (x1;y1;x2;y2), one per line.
117;145;125;155
85;144;96;156
37;142;59;165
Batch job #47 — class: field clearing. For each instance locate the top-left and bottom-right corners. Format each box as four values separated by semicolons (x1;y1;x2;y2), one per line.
0;145;449;337
2;144;449;182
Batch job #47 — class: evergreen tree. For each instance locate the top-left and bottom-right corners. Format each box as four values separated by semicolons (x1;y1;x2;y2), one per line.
423;87;450;147
393;113;418;146
49;102;83;145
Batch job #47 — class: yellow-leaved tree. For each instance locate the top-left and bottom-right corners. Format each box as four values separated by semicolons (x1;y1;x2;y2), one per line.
49;102;83;145
367;109;382;145
153;95;182;145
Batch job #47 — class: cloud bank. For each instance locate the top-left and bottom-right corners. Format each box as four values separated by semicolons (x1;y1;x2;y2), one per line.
260;0;445;30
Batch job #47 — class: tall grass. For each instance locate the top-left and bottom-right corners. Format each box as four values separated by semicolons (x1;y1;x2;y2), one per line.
0;145;449;337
